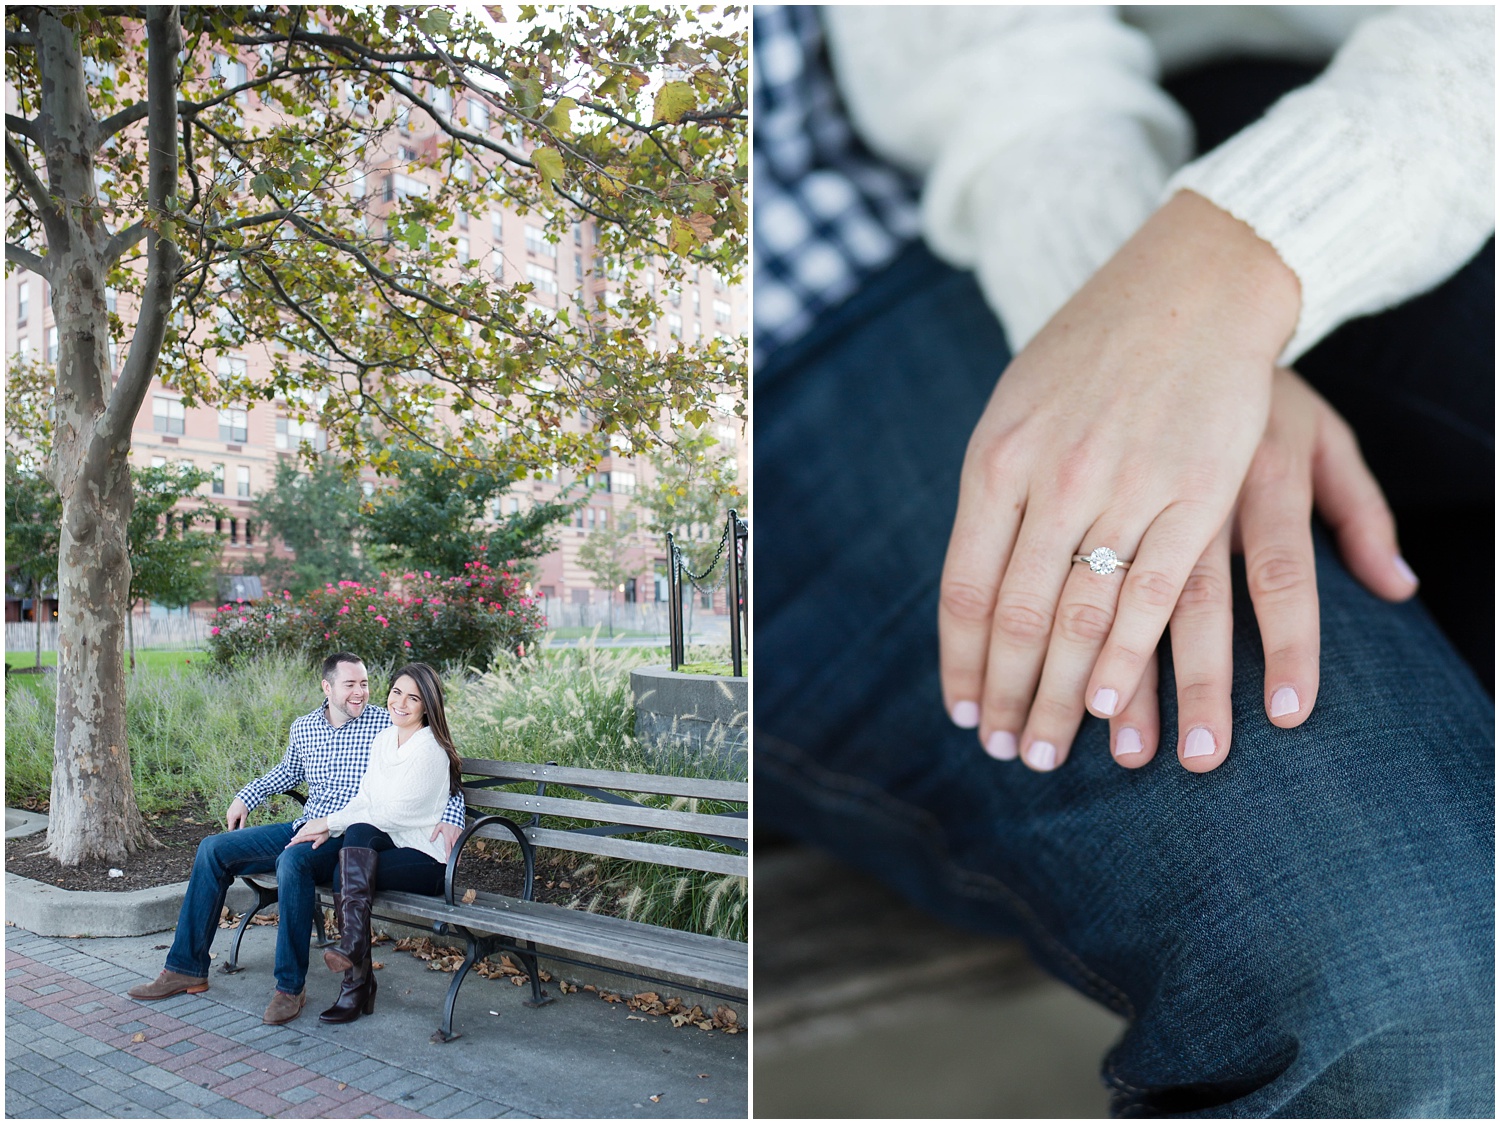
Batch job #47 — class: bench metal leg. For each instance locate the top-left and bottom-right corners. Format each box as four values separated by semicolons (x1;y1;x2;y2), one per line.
432;929;496;1044
518;942;554;1009
222;879;280;975
312;898;331;948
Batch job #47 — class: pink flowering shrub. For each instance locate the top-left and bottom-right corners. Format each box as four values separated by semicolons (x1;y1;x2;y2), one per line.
207;563;545;670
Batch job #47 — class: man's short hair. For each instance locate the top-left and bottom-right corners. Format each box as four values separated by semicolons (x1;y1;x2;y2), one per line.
321;652;367;684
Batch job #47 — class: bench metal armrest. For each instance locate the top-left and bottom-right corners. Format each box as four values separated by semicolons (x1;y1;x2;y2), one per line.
444;814;535;907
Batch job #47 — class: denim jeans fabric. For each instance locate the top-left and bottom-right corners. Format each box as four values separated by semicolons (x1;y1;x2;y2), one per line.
755;241;1495;1116
164;822;344;995
338;822;445;896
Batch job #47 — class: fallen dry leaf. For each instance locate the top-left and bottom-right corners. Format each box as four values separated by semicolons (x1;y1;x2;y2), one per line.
626;1015;648;1022
130;1032;145;1043
697;1099;709;1105
337;1084;347;1092
461;887;477;905
649;1094;662;1103
697;1074;709;1079
371;962;384;970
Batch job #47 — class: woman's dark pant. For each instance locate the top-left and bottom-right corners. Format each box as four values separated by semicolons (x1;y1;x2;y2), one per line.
337;823;445;896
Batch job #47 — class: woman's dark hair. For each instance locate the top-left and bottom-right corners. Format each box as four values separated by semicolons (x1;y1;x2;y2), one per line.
389;662;463;797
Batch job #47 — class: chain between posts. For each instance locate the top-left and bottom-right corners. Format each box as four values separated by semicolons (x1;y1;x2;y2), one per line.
667;510;748;676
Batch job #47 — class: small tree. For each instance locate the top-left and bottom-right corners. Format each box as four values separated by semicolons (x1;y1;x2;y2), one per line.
638;429;743;641
254;457;368;597
5;453;62;668
127;464;226;669
578;511;642;637
362;445;575;578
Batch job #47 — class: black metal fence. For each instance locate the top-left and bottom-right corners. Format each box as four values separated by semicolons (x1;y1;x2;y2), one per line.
665;509;748;676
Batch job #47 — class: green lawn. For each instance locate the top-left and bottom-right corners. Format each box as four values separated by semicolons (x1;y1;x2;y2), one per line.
545;626;662;640
6;648;204;674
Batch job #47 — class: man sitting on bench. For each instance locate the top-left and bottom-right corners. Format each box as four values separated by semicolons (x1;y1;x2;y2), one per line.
126;651;466;1025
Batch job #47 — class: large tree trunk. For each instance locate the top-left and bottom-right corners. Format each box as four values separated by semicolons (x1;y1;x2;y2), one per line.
49;429;153;864
33;7;180;864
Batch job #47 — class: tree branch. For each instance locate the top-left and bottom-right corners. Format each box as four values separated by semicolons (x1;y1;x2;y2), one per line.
4;242;48;276
102;220;148;265
104;6;183;442
5;112;40;141
93;102;150;144
3;133;62;230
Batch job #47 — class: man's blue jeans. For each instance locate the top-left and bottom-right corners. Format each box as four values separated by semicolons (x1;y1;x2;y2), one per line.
164;823;343;996
755;242;1495;1116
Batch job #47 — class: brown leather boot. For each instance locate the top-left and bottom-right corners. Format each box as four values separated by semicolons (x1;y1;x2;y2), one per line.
323;847;377;973
319;955;378;1023
262;989;306;1025
127;969;209;1000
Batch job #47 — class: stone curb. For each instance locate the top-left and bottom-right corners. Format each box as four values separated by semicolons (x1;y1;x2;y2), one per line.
5;872;259;938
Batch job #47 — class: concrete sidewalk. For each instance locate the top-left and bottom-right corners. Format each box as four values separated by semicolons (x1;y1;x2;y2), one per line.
6;923;746;1119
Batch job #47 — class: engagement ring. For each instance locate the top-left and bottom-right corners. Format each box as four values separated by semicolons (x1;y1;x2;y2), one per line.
1074;546;1130;576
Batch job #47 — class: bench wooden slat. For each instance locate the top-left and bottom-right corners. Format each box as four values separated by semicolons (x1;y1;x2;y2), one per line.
370;888;748;992
461;786;749;840
520;826;746;876
460;759;746;803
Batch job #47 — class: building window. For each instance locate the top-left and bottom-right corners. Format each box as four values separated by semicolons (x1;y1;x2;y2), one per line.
465;97;488;131
107;339;118;374
457;236;469;263
505;497;520;515
105;287;117;313
713;272;728;293
667;313;682;339
384;173;428;202
457;208;469;230
16;335;28;359
526;264;557;295
491;252;504;282
150;456;166;468
229;517;239;545
361;481;375;498
713;299;732;326
236;466;251;498
573;221;582;246
491;212;503;241
701;587;714;608
245;520;254;546
524;225;554;258
608;471;636;495
431;85;452;117
211;463;225;495
585;508;595;530
575;255;583;281
218;407;248;443
152;396;185;435
17;280;28;324
46;327;58;365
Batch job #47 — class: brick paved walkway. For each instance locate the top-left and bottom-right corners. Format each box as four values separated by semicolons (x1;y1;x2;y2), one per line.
6;929;532;1119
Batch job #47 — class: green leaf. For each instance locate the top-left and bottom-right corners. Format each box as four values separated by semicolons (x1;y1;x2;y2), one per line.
249;173;274;198
652;80;696;125
704;35;738;58
667;215;697;256
404;222;427;250
544;96;576;136
532;146;564;200
665;40;704;67
419;9;452;36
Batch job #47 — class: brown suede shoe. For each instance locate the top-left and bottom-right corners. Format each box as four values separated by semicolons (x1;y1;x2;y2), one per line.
127;970;209;1001
262;989;306;1025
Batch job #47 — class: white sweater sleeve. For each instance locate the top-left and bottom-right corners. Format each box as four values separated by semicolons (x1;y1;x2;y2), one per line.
326;730;450;837
823;5;1191;351
1166;5;1494;365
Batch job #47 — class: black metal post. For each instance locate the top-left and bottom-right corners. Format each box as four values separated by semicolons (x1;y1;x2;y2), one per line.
666;532;682;670
726;510;744;677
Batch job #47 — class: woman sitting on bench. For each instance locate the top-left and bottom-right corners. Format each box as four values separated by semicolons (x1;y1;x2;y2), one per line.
285;661;463;1025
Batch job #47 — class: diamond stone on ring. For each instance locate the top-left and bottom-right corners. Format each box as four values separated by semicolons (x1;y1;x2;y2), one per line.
1074;546;1130;576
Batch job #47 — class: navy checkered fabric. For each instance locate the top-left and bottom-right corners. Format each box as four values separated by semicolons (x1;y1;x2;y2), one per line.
754;5;922;360
235;703;466;829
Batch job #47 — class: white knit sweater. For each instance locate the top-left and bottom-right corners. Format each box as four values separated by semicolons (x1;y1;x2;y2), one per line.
822;5;1494;365
326;725;451;863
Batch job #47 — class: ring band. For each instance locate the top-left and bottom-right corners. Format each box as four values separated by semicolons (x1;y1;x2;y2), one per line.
1074;546;1130;575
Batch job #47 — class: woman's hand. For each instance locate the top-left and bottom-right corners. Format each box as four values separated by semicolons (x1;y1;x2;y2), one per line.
285;818;330;849
1105;367;1419;771
942;189;1302;771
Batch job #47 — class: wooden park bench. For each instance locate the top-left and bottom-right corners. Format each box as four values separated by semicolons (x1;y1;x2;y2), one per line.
221;758;748;1042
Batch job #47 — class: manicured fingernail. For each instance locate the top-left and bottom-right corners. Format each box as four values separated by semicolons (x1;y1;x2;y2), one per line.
1092;687;1118;716
1393;554;1418;586
1270;686;1300;718
1183;727;1216;758
951;701;980;728
1026;740;1057;771
1114;727;1144;757
985;731;1018;761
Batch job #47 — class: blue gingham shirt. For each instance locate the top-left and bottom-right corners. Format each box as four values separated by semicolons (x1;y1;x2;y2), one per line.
235;703;466;830
754;5;921;360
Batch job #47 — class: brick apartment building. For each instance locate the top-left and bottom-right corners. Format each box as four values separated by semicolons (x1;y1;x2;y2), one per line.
5;31;746;631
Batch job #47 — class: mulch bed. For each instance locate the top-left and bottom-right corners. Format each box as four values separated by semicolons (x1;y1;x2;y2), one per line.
6;804;596;908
